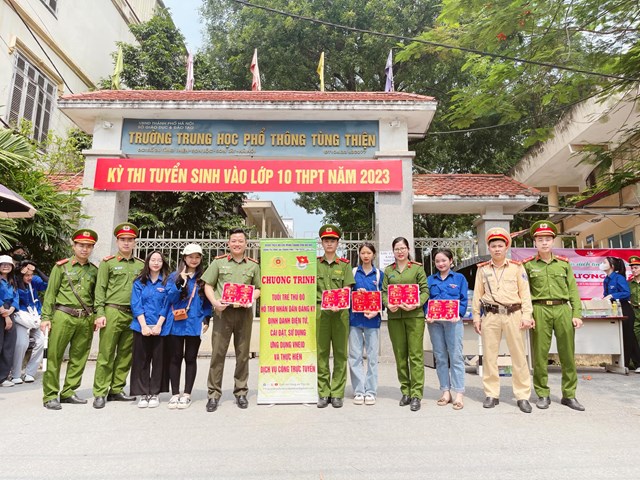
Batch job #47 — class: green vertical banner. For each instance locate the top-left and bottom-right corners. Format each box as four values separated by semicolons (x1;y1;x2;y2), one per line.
258;239;318;404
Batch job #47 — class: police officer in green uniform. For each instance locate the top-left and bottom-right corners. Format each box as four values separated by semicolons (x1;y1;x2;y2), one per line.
41;229;99;410
92;222;144;409
382;237;429;412
203;228;261;413
524;220;585;411
628;256;640;347
315;224;355;409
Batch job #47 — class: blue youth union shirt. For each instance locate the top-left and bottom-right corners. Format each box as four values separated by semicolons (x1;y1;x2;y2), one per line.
425;271;469;317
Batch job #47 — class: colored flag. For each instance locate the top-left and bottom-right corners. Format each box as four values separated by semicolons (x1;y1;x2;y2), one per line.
384;49;394;92
317;52;325;92
111;45;123;90
251;49;261;91
185;52;194;91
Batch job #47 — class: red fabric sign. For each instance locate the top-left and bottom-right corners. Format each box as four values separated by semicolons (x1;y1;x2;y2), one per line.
94;158;403;192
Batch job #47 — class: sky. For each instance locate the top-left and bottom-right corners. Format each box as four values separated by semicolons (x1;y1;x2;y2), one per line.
162;0;324;238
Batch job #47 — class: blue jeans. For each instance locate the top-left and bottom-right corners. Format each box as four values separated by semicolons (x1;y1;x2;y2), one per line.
427;320;465;393
348;326;379;396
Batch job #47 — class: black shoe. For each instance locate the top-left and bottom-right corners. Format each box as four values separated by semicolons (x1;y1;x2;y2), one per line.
536;396;551;409
206;398;219;412
331;397;343;408
409;397;421;411
399;394;411;406
60;394;88;405
107;392;136;401
483;397;499;408
561;397;585;411
43;399;62;410
93;396;106;409
517;400;532;413
317;397;329;408
236;395;248;409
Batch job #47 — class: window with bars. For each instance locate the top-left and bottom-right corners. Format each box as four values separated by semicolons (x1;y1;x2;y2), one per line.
7;53;56;143
40;0;58;15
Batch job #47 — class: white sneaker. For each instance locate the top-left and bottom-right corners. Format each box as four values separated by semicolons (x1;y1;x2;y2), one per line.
167;394;180;409
1;379;14;387
635;367;640;373
177;395;192;409
353;394;364;405
137;396;149;408
364;394;376;405
12;377;24;385
23;374;35;383
148;395;160;408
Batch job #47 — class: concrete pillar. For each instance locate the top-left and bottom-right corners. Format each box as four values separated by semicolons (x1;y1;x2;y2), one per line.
474;206;514;256
548;185;563;247
375;117;414;264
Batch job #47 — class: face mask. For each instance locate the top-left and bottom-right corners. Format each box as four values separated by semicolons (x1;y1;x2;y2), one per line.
13;254;25;262
599;263;609;272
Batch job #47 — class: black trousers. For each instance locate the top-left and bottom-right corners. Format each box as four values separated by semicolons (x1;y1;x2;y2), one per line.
129;331;166;396
167;335;201;395
621;301;640;368
0;314;17;381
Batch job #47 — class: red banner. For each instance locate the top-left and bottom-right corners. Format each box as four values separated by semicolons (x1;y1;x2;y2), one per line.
94;158;403;192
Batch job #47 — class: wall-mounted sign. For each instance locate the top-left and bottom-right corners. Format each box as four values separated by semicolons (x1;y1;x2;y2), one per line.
121;119;379;159
94;158;403;192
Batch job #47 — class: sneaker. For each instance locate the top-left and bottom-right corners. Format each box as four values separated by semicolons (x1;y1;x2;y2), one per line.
12;377;24;385
353;394;365;405
1;379;14;387
167;394;180;409
364;394;376;405
137;395;149;408
148;395;160;408
177;395;192;409
23;374;35;383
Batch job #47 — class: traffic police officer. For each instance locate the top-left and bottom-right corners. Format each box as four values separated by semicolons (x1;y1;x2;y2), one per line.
472;227;534;413
203;227;261;412
628;255;640;347
41;229;99;410
92;222;144;408
523;221;585;411
316;224;355;408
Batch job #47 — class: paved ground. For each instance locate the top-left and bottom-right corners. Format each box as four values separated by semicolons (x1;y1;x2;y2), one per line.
2;357;640;480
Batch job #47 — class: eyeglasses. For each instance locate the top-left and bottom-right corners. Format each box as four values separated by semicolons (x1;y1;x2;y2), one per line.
393;247;408;252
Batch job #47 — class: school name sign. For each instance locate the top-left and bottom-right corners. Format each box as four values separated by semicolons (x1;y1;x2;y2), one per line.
121;119;379;159
93;158;403;192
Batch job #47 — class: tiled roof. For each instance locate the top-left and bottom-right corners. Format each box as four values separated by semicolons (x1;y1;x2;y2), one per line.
47;173;84;191
413;174;539;197
60;90;436;103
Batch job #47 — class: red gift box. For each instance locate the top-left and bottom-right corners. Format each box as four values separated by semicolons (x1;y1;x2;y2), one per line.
221;282;255;305
426;299;460;321
351;291;382;313
387;284;420;306
321;287;351;310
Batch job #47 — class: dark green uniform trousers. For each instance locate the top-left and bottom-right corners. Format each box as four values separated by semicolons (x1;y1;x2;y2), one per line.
42;310;93;402
388;316;425;398
93;307;133;397
532;303;577;398
207;307;253;399
316;308;349;398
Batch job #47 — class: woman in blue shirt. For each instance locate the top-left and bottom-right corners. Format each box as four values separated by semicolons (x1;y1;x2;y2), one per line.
0;255;19;387
12;260;47;384
130;251;171;408
424;249;468;410
348;242;383;406
164;244;211;409
601;256;640;371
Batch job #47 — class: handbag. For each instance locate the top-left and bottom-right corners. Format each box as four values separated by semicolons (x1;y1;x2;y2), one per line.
172;281;197;321
13;284;41;329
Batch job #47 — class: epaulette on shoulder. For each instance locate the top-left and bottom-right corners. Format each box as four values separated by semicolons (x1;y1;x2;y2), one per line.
522;256;536;264
215;254;228;259
556;255;570;262
247;256;259;264
102;255;115;261
339;257;350;264
411;261;423;266
477;260;491;267
56;258;69;266
510;259;522;265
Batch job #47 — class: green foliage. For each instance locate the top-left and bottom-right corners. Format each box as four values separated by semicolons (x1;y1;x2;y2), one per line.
294;192;374;233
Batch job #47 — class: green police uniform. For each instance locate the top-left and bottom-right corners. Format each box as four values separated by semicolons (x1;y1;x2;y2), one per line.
316;254;355;399
202;254;261;400
382;261;429;399
629;279;640;345
41;257;98;402
92;253;144;397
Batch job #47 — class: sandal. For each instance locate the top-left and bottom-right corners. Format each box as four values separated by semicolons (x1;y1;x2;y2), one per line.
436;394;452;406
452;398;464;410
